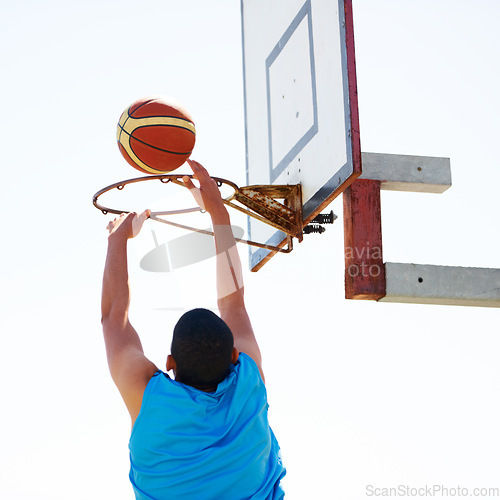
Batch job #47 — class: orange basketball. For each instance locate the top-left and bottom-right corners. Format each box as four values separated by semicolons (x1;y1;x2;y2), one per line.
116;96;196;174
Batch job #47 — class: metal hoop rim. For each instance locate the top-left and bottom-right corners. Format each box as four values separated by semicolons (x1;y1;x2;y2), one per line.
92;173;296;255
92;173;239;216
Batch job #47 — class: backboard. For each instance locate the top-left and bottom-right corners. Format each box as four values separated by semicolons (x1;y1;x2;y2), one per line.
241;0;361;271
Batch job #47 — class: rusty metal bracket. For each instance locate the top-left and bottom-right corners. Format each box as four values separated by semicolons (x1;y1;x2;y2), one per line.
225;184;303;242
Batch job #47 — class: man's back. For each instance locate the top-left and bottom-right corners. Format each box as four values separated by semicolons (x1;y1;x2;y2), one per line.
101;162;286;497
129;353;286;500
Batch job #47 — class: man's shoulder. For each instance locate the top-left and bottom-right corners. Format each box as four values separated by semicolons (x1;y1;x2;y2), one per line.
233;353;266;391
236;352;259;375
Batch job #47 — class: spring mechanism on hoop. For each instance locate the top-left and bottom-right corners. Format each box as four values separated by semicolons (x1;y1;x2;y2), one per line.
311;210;336;224
303;211;337;235
303;224;326;235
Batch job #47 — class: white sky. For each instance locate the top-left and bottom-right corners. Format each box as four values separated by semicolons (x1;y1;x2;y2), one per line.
1;1;499;499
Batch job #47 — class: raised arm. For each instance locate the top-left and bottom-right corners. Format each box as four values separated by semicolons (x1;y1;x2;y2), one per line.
183;160;264;381
101;210;159;423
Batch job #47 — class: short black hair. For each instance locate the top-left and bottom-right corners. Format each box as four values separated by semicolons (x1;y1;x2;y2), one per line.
171;308;234;390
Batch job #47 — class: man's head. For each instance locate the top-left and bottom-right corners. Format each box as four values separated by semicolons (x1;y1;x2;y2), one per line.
167;308;237;390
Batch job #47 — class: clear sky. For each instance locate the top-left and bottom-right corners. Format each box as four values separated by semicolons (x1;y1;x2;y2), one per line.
1;1;499;499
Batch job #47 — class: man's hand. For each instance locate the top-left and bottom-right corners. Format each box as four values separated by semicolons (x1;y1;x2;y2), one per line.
182;160;226;216
107;210;151;239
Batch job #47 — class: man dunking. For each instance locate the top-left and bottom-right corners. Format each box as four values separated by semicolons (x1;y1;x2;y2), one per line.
101;160;286;499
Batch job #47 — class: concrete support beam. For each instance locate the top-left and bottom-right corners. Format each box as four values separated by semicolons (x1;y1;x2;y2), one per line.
343;152;499;307
360;152;452;193
380;262;500;307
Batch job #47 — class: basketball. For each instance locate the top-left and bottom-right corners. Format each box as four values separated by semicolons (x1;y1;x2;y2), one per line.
116;96;196;174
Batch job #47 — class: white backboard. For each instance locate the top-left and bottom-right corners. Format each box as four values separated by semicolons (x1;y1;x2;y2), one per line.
241;0;361;270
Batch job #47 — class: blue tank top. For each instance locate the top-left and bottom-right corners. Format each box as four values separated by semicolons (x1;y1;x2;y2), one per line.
129;353;286;499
